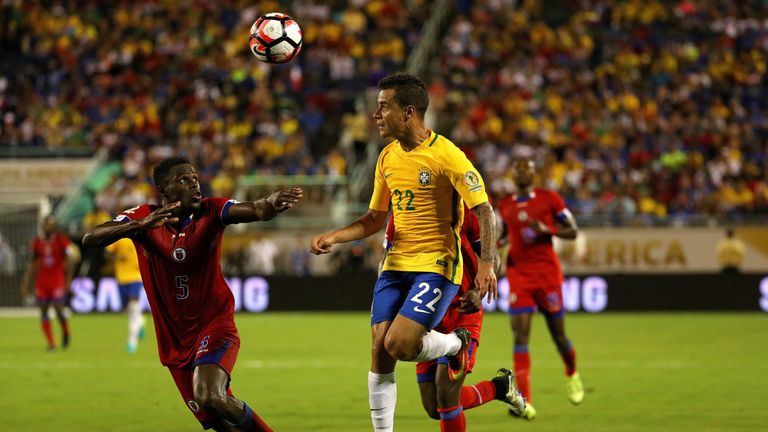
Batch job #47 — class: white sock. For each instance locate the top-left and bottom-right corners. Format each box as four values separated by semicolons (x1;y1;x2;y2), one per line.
127;301;143;346
412;330;462;362
368;371;396;432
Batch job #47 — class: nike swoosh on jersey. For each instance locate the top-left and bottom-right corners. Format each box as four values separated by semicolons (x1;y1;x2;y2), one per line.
384;173;393;179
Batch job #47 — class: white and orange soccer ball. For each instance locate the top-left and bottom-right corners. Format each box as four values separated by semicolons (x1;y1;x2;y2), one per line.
248;13;303;64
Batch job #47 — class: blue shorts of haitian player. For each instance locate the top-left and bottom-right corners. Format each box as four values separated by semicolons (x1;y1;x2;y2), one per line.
371;271;460;328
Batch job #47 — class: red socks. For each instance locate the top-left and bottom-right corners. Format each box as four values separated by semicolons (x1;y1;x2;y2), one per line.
437;404;465;432
558;340;577;376
41;319;55;348
514;345;531;402
459;381;496;409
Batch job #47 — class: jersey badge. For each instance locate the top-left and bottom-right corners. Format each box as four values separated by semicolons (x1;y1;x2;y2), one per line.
517;210;529;222
465;171;482;192
172;247;187;262
418;167;432;186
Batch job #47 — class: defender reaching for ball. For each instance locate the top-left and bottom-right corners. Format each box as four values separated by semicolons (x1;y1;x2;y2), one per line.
83;155;303;432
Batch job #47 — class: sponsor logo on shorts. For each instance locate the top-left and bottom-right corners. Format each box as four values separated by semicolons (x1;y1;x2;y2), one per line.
197;335;210;354
172;247;187;262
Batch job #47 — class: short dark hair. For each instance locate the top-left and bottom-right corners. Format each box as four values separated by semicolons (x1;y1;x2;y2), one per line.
153;155;192;187
377;72;429;117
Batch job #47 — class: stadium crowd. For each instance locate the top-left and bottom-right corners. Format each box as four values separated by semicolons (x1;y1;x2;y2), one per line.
430;0;768;224
0;0;425;213
2;0;768;226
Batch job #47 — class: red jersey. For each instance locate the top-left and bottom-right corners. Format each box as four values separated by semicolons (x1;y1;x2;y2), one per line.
31;234;70;289
116;198;239;367
385;204;482;307
498;188;570;288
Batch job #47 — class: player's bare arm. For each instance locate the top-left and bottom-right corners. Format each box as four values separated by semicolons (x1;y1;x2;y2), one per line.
82;202;181;248
311;209;388;255
529;212;578;240
472;201;498;302
227;187;304;223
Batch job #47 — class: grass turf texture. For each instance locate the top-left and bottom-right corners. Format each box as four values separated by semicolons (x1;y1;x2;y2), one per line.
1;312;765;431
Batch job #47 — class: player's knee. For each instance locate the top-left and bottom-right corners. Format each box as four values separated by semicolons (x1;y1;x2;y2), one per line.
194;389;228;415
424;406;440;420
553;334;569;348
383;335;417;360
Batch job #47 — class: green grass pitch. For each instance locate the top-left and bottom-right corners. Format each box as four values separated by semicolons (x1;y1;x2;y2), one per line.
1;311;765;431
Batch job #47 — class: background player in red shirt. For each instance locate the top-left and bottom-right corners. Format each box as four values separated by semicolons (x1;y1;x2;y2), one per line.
21;215;75;350
385;207;526;432
83;155;303;432
497;158;584;420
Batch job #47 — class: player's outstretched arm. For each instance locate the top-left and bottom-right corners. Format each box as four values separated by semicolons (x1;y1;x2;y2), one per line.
227;187;304;223
310;209;388;255
82;202;181;248
472;201;498;303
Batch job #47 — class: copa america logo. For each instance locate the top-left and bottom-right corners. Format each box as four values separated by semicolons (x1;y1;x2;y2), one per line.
172;247;187;262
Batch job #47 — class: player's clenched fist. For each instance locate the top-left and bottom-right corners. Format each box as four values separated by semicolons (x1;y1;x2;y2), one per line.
310;233;335;255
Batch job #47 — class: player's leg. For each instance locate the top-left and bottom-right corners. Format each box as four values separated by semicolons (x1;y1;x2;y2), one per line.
384;273;463;364
543;310;583;404
193;364;271;431
510;312;536;419
369;271;408;432
434;363;466;431
52;300;70;349
508;283;536;404
121;283;145;353
169;366;233;431
416;361;440;420
37;299;55;350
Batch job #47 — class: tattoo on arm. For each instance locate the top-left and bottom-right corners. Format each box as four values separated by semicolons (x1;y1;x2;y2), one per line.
473;202;496;263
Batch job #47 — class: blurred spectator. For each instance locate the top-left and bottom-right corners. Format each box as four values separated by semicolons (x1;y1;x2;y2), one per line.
287;237;312;277
246;233;278;276
0;0;425;221
716;228;745;274
427;0;768;225
0;231;16;276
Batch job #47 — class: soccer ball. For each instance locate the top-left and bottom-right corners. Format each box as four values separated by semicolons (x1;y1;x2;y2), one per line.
249;13;303;64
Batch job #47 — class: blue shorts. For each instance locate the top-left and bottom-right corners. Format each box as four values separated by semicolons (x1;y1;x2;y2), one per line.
119;282;143;306
371;271;459;329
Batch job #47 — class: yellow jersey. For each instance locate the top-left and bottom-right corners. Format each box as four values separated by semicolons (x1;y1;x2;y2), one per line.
105;238;142;285
369;130;489;284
